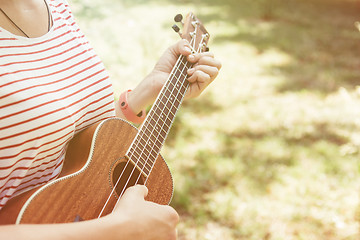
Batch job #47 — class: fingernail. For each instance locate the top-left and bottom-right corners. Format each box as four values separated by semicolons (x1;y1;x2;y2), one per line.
184;46;192;53
187;68;195;74
188;54;195;61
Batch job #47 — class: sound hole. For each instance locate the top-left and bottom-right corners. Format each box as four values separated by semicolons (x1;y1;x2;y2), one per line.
111;160;145;197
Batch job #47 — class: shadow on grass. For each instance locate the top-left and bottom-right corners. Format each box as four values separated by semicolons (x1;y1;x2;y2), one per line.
170;119;352;209
121;0;360;94
218;121;351;192
211;0;360;94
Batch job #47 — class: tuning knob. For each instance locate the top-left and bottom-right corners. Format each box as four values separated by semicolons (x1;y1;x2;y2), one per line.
172;24;180;33
172;24;182;37
174;14;184;25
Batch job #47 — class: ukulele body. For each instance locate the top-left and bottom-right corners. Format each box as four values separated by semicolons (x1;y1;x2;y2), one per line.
0;118;173;224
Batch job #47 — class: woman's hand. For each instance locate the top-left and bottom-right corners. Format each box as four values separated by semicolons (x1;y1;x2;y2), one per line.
0;185;178;240
151;39;222;99
100;185;179;240
124;39;221;115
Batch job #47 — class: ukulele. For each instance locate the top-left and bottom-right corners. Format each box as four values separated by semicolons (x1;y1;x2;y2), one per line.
0;12;210;224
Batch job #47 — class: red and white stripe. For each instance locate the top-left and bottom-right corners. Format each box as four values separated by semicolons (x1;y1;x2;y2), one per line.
0;0;115;209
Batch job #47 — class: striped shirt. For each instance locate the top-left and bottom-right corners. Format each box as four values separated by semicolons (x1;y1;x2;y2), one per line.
0;0;115;209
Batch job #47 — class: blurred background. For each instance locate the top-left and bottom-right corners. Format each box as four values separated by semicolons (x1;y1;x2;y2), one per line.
71;0;360;239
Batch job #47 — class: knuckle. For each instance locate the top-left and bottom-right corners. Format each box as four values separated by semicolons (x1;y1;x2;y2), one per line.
181;39;189;45
200;71;210;81
207;52;215;58
187;75;195;82
217;60;222;70
167;206;180;223
131;184;148;196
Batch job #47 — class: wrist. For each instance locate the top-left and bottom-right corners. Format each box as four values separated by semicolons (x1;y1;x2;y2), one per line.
99;214;139;240
128;73;162;110
119;90;146;124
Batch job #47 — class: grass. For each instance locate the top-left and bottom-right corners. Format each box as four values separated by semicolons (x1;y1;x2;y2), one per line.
72;0;360;239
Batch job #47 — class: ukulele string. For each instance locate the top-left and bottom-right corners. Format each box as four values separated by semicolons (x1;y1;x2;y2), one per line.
110;33;202;214
121;35;198;190
141;35;206;187
132;55;190;185
122;29;200;187
130;33;200;185
142;56;190;185
97;157;132;217
111;36;200;208
113;54;190;212
98;31;201;218
116;54;191;203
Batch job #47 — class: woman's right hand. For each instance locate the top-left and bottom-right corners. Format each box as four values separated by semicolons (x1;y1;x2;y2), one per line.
100;185;179;240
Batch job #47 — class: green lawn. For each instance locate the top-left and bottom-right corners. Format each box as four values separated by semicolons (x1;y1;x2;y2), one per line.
72;0;360;239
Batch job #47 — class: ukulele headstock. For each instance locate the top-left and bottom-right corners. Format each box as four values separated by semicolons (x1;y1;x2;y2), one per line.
172;13;210;54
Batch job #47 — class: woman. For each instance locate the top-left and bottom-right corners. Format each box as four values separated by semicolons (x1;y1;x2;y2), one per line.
0;0;221;239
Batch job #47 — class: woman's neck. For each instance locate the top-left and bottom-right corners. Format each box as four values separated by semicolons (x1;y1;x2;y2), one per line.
0;0;51;38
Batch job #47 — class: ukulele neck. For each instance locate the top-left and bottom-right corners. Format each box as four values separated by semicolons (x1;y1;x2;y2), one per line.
125;55;192;176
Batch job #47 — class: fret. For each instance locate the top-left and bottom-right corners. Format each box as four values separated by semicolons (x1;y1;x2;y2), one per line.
163;88;172;98
169;81;187;95
142;118;169;145
147;137;161;153
126;158;150;178
128;152;156;172
174;67;188;80
147;121;166;140
127;150;153;173
178;60;188;70
142;127;156;142
169;80;182;91
127;150;151;175
128;137;159;170
130;141;157;166
169;78;188;95
173;71;182;82
167;80;177;92
160;97;178;113
153;109;167;126
135;126;163;153
129;155;150;176
159;92;182;107
157;100;176;119
149;123;166;139
152;111;171;131
137;128;160;151
157;98;174;116
160;88;185;109
156;99;166;110
154;131;165;142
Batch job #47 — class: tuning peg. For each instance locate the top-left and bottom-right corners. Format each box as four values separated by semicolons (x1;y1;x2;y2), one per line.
172;24;182;37
174;14;184;25
200;44;209;52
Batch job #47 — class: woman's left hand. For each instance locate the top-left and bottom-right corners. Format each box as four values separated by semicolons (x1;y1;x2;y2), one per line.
150;39;221;99
125;40;221;115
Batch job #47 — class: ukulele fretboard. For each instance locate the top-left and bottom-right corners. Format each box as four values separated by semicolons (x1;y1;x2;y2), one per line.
126;55;192;176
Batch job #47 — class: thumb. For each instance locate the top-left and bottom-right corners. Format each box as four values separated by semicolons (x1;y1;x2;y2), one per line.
170;39;192;57
113;185;149;212
122;185;148;200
